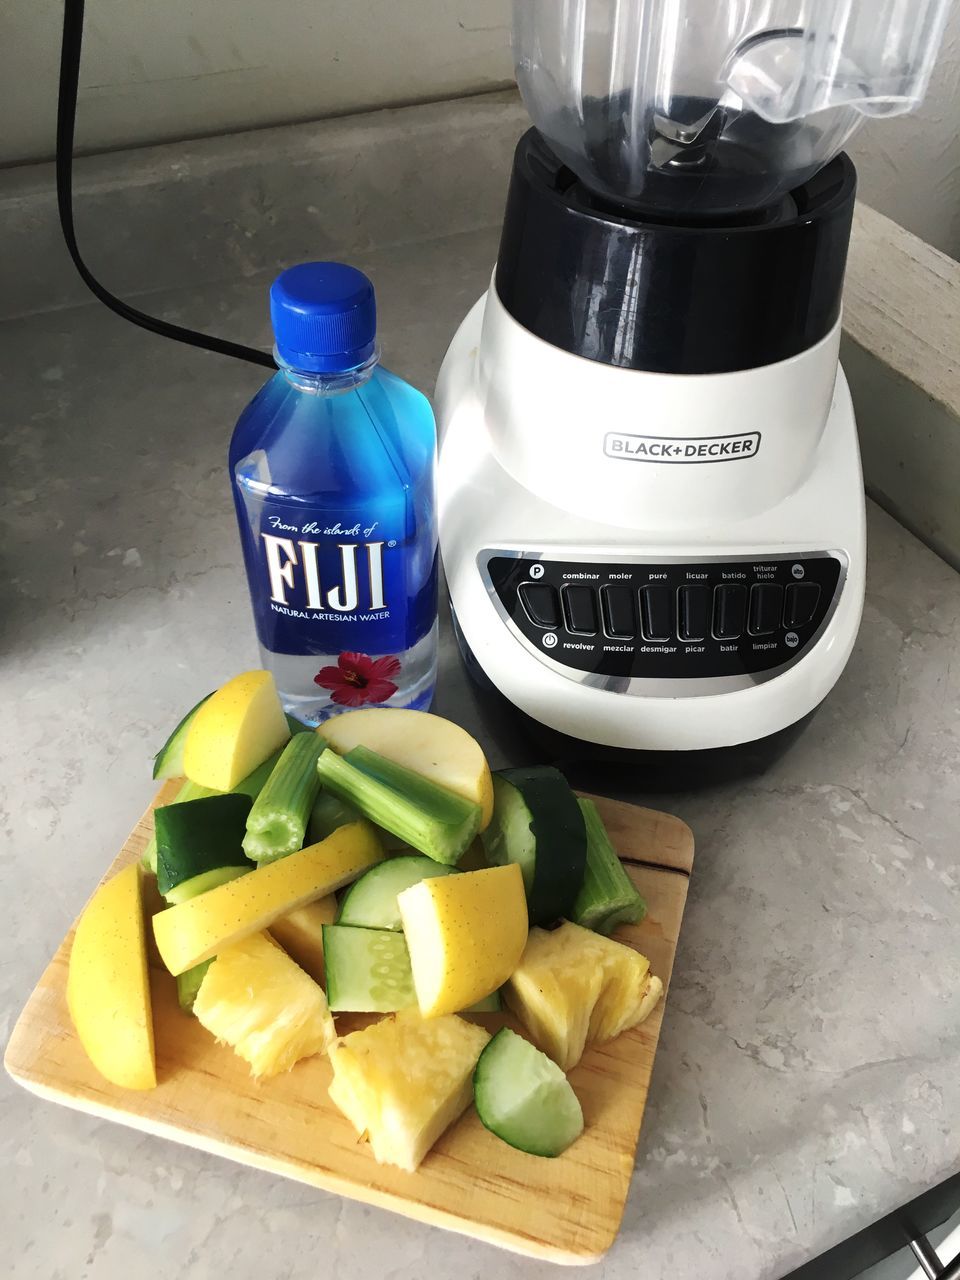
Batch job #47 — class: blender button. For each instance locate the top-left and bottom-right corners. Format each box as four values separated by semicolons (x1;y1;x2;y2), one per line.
783;581;821;628
748;583;784;635
639;584;672;642
518;583;561;629
678;584;711;642
712;583;746;640
562;585;599;636
600;585;636;638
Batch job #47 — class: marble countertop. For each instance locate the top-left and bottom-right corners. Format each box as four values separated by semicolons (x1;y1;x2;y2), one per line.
3;206;960;1280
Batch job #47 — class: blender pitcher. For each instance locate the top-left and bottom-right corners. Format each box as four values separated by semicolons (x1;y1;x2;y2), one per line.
514;0;951;217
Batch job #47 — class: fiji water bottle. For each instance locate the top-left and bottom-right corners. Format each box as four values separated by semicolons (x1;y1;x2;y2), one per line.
229;262;438;724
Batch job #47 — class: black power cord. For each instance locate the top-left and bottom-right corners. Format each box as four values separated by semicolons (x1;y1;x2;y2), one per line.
57;0;276;369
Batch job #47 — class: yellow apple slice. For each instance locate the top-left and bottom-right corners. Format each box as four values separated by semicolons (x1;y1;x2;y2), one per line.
317;708;494;830
183;669;290;790
268;895;337;983
397;864;527;1017
153;822;383;975
66;862;156;1090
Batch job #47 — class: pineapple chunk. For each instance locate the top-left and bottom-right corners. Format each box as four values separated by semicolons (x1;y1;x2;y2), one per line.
328;1010;490;1172
194;932;335;1078
268;895;337;984
505;921;663;1071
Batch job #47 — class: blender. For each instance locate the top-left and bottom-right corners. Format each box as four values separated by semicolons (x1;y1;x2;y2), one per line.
436;0;950;773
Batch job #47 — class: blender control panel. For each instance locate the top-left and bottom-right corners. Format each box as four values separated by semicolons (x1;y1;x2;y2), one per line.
484;553;844;682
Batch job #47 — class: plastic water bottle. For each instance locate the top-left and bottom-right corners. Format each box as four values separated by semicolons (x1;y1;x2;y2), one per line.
229;262;438;725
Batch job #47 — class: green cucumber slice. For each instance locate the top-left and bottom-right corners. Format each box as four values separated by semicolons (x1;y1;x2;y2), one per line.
154;793;253;896
152;693;213;780
142;749;283;875
481;767;586;926
336;854;458;931
322;925;417;1012
473;1027;584;1157
163;864;250;905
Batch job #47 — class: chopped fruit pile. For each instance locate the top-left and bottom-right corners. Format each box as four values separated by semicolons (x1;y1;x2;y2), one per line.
66;674;664;1170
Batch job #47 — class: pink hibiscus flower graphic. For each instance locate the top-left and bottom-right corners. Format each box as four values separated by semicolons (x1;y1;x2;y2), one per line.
314;651;401;707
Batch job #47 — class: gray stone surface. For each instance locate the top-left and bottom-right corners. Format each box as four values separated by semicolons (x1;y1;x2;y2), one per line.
3;140;960;1280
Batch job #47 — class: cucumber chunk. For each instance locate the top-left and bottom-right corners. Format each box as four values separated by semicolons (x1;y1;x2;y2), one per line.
155;793;253;897
322;925;417;1012
142;749;283;875
473;1027;584;1157
337;855;458;931
153;693;213;780
481;767;586;926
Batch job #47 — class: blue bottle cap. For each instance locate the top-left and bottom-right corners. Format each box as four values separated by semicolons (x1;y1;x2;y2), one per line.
270;262;377;374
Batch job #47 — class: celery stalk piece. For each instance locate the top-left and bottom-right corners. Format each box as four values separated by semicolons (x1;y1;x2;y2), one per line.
571;798;646;935
242;733;326;863
315;745;481;866
141;748;284;874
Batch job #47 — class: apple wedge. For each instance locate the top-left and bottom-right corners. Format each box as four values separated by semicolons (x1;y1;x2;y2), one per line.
66;862;156;1090
397;864;527;1017
317;708;494;829
183;669;290;790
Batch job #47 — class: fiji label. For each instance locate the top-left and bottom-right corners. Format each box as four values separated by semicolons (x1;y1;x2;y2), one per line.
239;503;433;656
604;431;761;463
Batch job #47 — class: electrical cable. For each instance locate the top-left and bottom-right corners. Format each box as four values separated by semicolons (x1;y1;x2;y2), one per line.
56;0;276;369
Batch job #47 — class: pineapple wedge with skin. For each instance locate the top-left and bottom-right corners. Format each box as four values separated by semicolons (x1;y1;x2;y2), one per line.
194;931;335;1078
505;921;663;1071
328;1010;491;1172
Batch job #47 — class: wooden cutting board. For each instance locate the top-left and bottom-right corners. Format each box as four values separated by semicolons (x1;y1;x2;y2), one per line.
5;782;693;1265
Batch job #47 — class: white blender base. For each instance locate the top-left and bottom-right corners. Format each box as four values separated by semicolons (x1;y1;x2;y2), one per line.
437;297;866;753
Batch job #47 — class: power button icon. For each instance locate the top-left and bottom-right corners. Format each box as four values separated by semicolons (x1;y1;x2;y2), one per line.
542;632;558;649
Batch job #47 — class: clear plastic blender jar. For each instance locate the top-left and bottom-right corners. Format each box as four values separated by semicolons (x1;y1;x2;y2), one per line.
514;0;951;217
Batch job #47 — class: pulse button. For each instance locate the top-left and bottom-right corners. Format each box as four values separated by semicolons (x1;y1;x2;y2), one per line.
518;583;561;630
748;583;784;636
562;585;599;635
